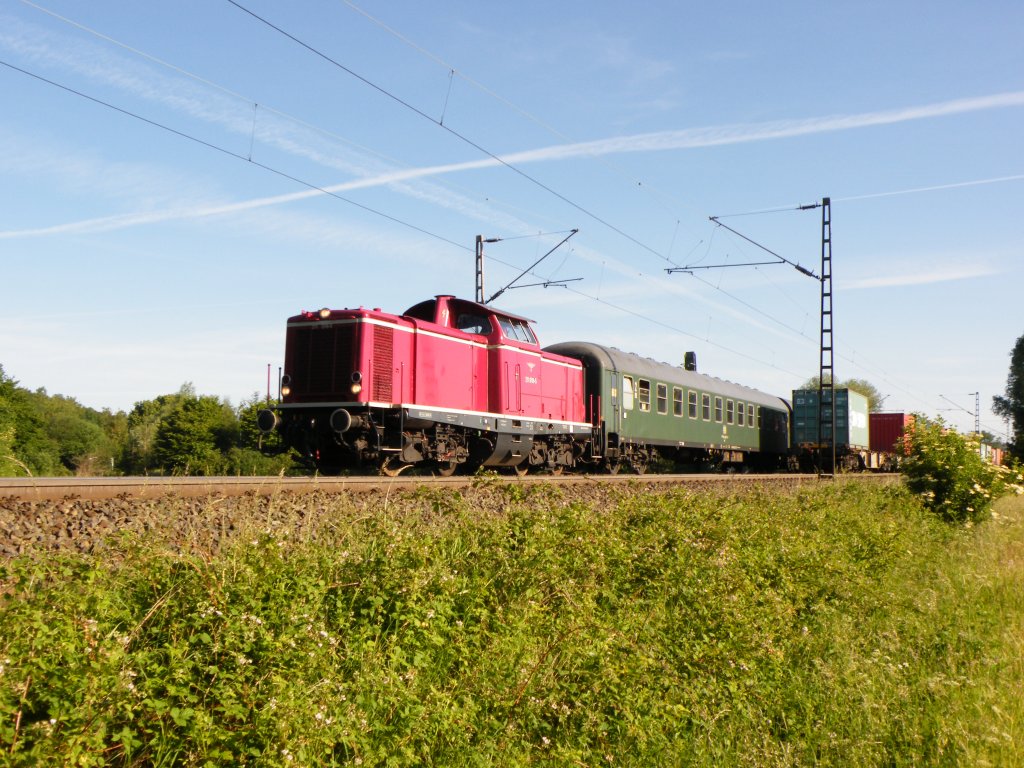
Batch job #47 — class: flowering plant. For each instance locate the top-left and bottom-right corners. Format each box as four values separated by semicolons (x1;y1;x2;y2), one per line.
901;415;1024;523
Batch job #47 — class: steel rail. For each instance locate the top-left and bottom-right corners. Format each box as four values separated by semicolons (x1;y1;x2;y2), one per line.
0;473;895;502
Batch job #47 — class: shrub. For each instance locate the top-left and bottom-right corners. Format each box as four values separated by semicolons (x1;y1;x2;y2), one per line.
901;415;1023;523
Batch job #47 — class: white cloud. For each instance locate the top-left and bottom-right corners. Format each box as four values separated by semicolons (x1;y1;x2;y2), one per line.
5;88;1022;241
842;264;999;290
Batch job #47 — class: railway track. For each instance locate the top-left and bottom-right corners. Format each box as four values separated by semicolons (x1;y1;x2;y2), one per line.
0;472;893;502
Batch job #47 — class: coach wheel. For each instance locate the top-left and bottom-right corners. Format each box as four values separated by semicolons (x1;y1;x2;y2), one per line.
606;459;622;475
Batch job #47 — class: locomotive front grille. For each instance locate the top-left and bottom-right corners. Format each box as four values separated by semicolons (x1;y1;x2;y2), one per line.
289;324;355;399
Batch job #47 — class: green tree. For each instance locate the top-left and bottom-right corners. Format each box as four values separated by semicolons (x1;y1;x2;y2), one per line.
993;333;1024;461
0;365;63;476
0;366;21;476
29;391;117;475
121;386;194;474
802;376;885;412
153;393;236;475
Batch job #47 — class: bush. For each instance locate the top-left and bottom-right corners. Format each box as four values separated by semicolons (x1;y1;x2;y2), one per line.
901;415;1024;523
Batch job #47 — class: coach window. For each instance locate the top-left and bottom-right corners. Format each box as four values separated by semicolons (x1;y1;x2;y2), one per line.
715;396;723;423
657;383;668;415
688;391;698;419
757;406;763;428
623;376;635;410
673;387;684;417
702;393;711;420
738;402;746;427
726;399;735;425
638;379;651;412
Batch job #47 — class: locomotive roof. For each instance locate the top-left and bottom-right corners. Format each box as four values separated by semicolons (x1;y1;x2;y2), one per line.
545;340;789;410
403;295;537;325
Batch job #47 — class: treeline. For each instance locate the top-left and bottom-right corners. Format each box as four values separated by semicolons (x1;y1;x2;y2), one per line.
0;365;293;477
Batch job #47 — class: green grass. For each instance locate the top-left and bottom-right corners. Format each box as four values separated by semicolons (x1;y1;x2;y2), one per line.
1;482;1022;766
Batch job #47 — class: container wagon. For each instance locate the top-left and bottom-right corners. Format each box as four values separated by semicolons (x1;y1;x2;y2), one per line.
791;388;870;471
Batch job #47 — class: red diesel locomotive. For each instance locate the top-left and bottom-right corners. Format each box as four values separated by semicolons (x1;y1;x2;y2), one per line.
258;295;593;475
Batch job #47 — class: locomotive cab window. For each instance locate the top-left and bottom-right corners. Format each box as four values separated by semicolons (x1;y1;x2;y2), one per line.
498;317;537;344
657;383;668;415
702;393;711;421
673;387;684;417
623;376;635;410
715;396;723;423
515;320;538;344
638;379;651;412
456;313;492;336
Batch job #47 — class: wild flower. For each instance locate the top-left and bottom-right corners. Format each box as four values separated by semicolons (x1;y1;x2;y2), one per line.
903;415;1021;523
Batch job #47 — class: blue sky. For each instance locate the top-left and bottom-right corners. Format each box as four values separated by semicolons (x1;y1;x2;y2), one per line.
1;0;1021;438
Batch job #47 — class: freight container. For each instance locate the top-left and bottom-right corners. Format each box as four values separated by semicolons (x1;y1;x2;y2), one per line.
791;388;869;450
869;412;913;454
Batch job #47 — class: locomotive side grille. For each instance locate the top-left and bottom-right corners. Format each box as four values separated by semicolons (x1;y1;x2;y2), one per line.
372;325;393;401
289;324;355;398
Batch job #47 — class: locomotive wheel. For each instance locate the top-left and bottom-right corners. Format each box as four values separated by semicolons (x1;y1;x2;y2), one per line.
498;463;528;476
381;456;413;477
434;460;459;477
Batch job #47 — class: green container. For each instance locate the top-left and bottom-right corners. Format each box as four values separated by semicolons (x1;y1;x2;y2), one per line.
791;388;869;450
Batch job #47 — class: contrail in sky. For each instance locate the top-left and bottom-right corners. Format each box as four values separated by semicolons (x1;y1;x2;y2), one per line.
1;89;1022;238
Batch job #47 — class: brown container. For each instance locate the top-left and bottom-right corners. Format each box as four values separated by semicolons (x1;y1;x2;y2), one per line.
869;412;913;453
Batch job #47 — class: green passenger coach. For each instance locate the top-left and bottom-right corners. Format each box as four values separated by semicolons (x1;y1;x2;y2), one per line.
545;342;791;473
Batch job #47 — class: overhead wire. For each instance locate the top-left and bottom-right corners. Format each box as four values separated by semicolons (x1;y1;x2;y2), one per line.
0;58;470;252
224;0;670;262
337;0;705;224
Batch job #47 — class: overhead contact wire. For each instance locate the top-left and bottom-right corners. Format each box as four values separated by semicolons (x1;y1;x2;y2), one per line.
224;0;667;261
0;58;469;252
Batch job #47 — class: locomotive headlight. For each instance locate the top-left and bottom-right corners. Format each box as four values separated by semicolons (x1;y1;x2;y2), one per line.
281;385;292;396
350;371;362;395
351;383;362;394
318;307;331;319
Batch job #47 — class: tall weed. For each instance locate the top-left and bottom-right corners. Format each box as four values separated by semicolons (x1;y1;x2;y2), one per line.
1;482;1021;765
